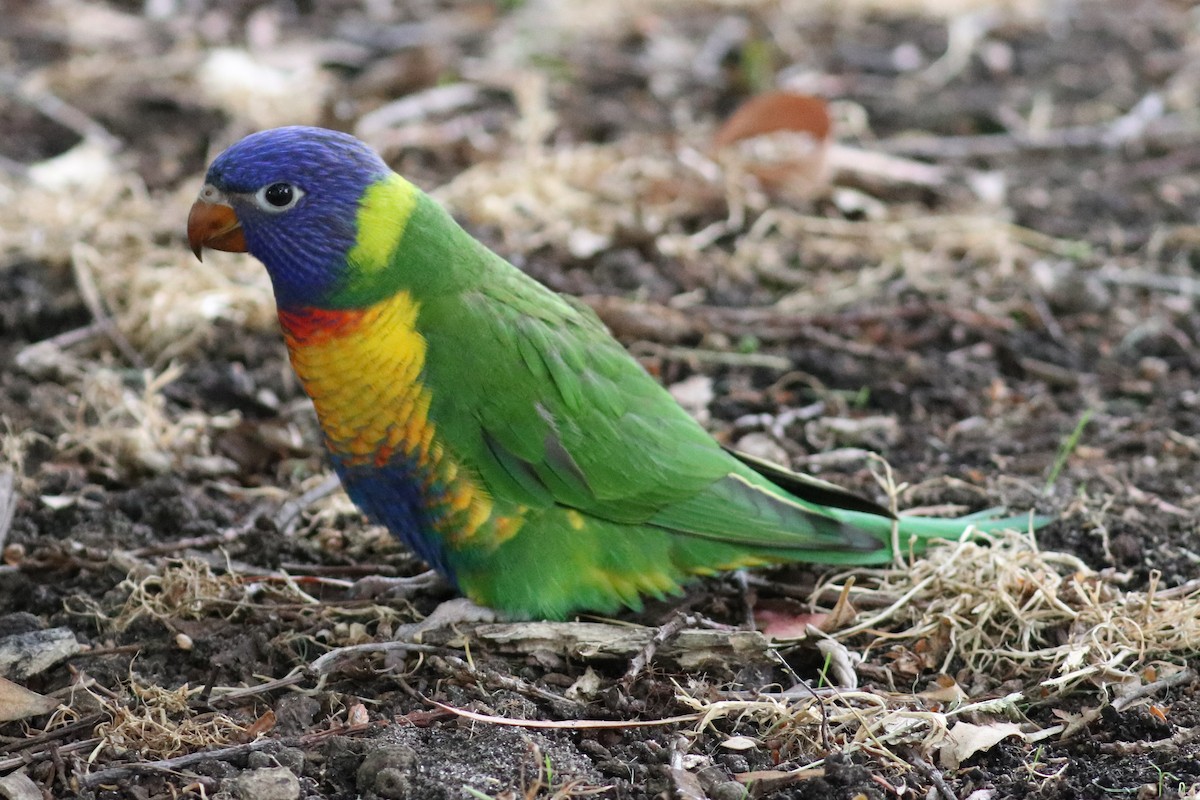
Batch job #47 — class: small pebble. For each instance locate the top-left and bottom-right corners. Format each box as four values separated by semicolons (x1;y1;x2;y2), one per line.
710;781;749;800
356;744;418;799
578;738;613;760
719;753;750;773
227;767;299;800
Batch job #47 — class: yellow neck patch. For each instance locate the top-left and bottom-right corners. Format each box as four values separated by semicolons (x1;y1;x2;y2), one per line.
346;173;418;279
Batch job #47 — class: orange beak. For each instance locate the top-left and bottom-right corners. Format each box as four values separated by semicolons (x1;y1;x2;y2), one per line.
187;194;247;260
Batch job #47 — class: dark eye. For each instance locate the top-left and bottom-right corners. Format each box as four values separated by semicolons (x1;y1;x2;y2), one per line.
264;183;293;206
254;182;304;212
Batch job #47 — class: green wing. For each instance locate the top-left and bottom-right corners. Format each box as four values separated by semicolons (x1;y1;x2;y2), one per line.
418;246;875;555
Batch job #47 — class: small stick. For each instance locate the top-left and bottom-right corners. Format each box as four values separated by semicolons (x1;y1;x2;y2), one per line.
0;75;122;154
69;245;145;369
272;473;343;533
908;753;957;800
0;470;15;551
78;738;288;789
1112;667;1197;712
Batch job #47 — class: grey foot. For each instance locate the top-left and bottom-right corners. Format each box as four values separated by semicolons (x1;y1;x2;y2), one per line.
396;597;500;642
351;569;446;600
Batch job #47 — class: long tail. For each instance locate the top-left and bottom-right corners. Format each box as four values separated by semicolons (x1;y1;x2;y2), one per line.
729;448;1053;565
821;507;1053;565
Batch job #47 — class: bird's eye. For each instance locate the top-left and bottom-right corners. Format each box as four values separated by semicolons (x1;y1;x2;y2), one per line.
254;182;304;212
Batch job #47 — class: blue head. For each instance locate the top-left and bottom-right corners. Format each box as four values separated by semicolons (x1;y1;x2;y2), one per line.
188;126;390;308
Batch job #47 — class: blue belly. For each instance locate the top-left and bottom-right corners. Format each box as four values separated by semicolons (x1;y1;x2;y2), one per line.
331;456;457;586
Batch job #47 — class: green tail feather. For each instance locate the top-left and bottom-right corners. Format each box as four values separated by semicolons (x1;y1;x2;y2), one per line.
726;448;1052;565
814;508;1053;566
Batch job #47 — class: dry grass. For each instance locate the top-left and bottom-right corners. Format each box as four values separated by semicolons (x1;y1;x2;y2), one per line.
87;678;248;760
54;364;241;479
675;526;1200;772
822;529;1175;688
1;180;276;361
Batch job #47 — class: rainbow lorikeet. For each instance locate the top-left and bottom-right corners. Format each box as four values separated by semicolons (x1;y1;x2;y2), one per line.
187;126;1043;620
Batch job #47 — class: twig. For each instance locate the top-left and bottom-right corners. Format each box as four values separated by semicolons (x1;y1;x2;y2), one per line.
18;322;108;354
127;517;260;558
356;83;482;137
829;573;939;639
0;737;100;773
0;470;15;552
69;244;145;369
1095;266;1200;298
878;104;1198;160
631;342;792;371
1151;577;1200;601
1112;667;1197;713
908;753;956;800
78;716;390;789
624;612;702;683
0;73;121;154
78;738;288;789
1028;292;1068;347
272;472;343;534
770;647;832;752
437;655;587;709
1097;719;1200;756
427;699;699;730
201;672;310;706
0;714;106;756
307;641;446;677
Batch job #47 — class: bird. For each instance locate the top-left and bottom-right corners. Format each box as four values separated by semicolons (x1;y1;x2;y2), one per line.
187;126;1045;620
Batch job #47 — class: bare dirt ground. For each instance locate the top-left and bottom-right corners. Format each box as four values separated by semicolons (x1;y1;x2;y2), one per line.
2;1;1200;798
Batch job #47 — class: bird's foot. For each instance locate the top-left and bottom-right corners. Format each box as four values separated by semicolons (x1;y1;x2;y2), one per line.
351;569;446;600
730;570;757;630
395;597;500;642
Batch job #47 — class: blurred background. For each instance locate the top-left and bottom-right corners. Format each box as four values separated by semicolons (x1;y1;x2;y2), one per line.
2;1;1200;798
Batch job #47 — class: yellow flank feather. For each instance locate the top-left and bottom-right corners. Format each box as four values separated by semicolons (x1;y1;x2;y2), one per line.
280;291;494;541
346;175;419;279
491;513;526;545
714;555;773;571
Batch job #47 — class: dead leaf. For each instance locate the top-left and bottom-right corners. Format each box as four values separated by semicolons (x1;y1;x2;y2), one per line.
720;735;758;751
714;92;831;148
714;91;833;201
756;605;825;640
0;676;57;722
814;635;859;689
919;675;968;706
818;577;859;632
734;767;825;790
565;667;602;702
244;709;276;739
939;720;1025;769
347;703;370;729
